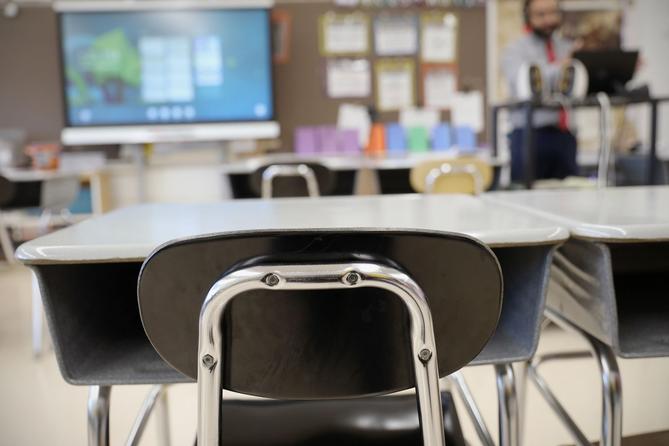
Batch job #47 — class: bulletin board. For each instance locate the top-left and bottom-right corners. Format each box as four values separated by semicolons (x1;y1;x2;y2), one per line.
0;2;487;149
273;0;488;150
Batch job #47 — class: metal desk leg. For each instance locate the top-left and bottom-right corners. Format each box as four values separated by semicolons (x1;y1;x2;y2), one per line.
88;386;111;446
649;100;659;185
0;216;14;264
31;273;43;357
495;364;519;446
590;334;622;446
125;385;172;446
532;310;622;446
155;386;171;446
522;104;536;190
450;372;495;446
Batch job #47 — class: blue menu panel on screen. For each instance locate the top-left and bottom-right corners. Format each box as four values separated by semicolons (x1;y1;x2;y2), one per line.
60;9;274;126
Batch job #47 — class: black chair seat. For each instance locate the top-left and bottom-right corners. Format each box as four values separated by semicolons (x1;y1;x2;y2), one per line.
215;393;465;446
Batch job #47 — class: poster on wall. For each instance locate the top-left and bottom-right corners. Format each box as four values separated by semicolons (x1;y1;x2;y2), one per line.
320;12;370;56
373;13;418;56
421;12;458;63
326;59;371;98
272;10;292;64
375;59;416;111
422;64;458;109
451;90;484;133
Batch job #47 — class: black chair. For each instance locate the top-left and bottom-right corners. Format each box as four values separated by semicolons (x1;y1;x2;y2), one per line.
249;162;336;198
138;229;504;445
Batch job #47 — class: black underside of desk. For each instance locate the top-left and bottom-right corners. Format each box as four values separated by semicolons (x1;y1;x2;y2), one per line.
549;240;669;358
33;243;554;387
609;242;669;358
33;262;188;385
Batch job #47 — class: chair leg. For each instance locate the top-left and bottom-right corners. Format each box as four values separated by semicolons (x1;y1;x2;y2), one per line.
0;218;15;264
450;371;495;446
88;386;111;446
155;386;172;446
125;385;172;446
31;272;44;357
197;262;446;446
495;363;519;446
544;309;622;446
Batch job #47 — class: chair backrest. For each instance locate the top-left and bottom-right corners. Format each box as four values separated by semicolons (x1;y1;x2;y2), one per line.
0;176;16;208
0;175;80;211
410;157;493;195
39;176;81;211
249;163;335;198
138;230;503;399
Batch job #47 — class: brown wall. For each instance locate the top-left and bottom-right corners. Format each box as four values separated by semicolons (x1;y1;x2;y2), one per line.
0;9;64;141
275;2;487;148
0;3;486;147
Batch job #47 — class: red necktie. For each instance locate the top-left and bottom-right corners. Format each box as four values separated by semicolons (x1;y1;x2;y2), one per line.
546;39;570;131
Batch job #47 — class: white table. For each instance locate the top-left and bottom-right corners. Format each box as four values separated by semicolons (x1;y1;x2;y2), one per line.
487;186;669;446
17;194;566;446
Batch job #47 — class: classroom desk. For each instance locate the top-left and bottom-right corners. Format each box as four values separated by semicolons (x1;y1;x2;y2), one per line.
486;186;669;446
16;194;566;446
221;150;505;174
224;151;506;197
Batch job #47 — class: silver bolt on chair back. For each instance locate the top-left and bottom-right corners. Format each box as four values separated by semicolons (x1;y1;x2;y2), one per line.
138;230;503;445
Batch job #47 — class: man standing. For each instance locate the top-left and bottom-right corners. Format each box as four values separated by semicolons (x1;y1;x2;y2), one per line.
502;0;579;182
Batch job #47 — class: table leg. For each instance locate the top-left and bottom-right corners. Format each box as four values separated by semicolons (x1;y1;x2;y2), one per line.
31;273;43;357
495;363;519;446
155;386;171;446
648;100;659;185
450;371;495;446
545;309;622;446
88;386;111;446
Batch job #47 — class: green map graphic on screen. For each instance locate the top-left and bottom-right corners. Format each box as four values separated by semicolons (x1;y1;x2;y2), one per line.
67;29;140;106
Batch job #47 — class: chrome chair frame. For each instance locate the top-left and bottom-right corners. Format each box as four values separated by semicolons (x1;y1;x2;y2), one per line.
261;164;320;199
425;163;484;196
87;385;171;446
526;308;622;446
449;368;519;446
196;262;446;446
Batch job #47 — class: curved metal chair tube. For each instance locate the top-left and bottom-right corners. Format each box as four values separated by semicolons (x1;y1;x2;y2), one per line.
197;262;445;446
527;352;592;446
495;364;519;446
125;385;171;446
450;372;495;446
527;308;622;446
425;163;484;195
261;164;320;199
88;386;111;446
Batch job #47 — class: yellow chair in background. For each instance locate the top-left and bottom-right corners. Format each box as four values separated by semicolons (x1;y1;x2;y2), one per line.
410;157;493;195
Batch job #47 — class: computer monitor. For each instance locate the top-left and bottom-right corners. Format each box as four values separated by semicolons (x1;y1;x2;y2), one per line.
56;1;279;146
573;50;639;96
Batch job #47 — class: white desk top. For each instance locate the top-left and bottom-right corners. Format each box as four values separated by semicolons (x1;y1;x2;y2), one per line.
16;194;567;265
0;167;83;182
486;186;669;242
222;150;505;174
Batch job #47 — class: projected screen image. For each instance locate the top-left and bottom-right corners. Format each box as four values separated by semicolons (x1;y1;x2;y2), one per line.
60;9;274;127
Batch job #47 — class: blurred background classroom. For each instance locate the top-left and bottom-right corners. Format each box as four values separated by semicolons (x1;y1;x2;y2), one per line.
1;0;669;445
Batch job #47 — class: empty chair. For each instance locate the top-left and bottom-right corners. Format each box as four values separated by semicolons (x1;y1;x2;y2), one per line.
249;162;335;198
0;173;80;356
410;157;493;195
138;230;504;445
